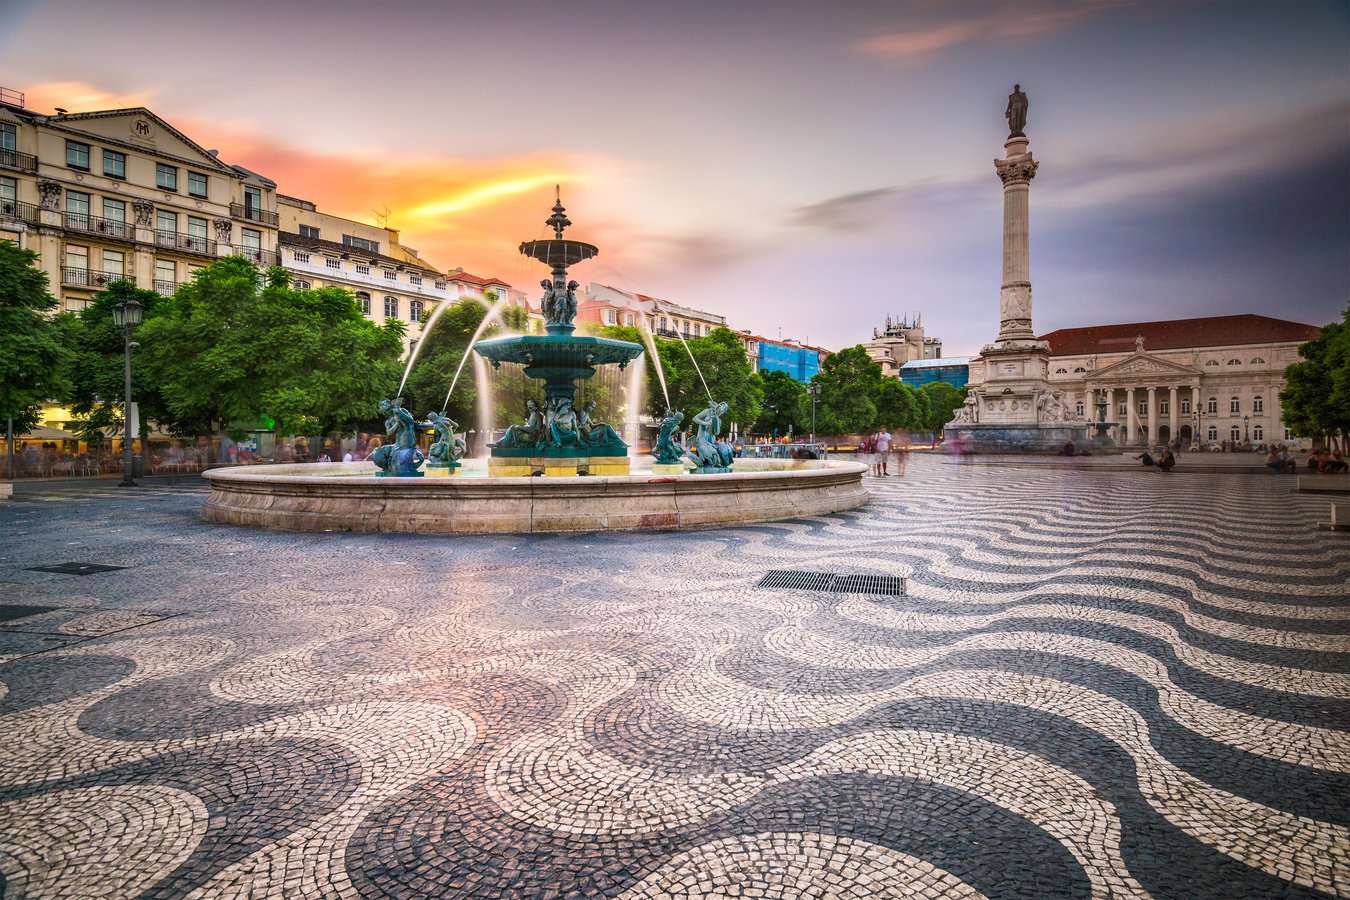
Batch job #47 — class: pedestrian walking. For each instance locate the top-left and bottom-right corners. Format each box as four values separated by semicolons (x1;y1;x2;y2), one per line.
873;427;892;476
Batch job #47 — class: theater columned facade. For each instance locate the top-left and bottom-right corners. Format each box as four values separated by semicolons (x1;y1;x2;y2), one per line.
967;315;1323;449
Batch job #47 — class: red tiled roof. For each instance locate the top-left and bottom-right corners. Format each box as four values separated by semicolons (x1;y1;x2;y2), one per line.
1039;315;1322;357
447;271;510;288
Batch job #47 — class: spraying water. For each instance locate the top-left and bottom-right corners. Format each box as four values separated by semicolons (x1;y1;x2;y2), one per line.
442;294;511;414
396;299;452;397
624;351;645;453
675;330;714;404
636;324;671;409
472;352;494;455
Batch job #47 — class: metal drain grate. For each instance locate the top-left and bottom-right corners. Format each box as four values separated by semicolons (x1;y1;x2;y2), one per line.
25;563;127;576
758;570;906;597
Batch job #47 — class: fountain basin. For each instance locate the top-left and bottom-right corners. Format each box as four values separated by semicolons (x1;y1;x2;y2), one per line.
201;459;868;533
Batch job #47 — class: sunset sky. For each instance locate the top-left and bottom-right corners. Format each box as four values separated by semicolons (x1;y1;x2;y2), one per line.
2;0;1346;353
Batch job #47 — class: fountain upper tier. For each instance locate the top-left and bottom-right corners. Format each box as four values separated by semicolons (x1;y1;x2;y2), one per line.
518;239;599;269
474;333;642;373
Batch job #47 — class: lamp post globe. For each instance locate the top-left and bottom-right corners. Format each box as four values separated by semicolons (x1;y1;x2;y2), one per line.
114;298;145;487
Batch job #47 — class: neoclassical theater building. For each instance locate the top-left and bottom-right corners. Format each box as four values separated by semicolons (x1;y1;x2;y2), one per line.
967;314;1323;448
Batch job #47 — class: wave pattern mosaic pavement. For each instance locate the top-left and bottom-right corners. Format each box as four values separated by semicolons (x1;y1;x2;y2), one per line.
0;456;1346;898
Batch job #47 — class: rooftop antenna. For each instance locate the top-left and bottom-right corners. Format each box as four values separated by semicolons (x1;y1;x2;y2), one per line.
372;206;390;228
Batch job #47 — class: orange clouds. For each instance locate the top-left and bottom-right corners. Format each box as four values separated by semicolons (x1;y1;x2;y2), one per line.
853;4;1122;66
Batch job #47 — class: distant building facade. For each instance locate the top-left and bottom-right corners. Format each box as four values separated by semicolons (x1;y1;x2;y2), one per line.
966;314;1323;447
1;91;279;312
864;315;943;377
897;356;971;389
736;331;828;383
580;283;725;338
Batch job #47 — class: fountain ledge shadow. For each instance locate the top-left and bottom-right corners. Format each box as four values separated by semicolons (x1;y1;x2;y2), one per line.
199;459;869;534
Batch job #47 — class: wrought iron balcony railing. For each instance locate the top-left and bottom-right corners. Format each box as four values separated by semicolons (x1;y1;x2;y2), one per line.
229;203;279;226
0;147;37;173
155;229;217;257
63;211;132;240
231;246;278;267
0;198;39;223
61;267;135;288
153;278;179;295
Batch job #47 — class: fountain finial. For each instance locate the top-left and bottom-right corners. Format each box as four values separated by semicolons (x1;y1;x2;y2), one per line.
546;189;571;239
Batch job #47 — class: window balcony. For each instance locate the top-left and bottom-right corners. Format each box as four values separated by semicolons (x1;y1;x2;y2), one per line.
232;246;278;266
63;212;132;240
155;229;217;257
229;203;279;226
153;278;179;295
0;198;39;224
61;267;134;288
0;147;37;173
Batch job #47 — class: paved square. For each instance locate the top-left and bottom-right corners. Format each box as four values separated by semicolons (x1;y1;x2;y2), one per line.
0;458;1346;899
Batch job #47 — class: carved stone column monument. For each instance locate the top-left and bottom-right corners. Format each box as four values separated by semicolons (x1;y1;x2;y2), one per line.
942;86;1096;454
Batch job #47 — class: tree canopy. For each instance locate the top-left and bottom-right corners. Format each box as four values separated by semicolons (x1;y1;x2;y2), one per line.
138;257;405;442
0;242;70;435
1281;308;1350;448
753;369;808;435
810;346;882;434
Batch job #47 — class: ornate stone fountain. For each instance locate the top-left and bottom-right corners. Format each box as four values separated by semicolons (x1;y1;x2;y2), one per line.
473;196;644;476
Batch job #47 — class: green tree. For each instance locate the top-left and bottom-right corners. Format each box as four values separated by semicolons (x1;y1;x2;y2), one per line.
0;243;70;440
139;258;405;455
596;324;675;419
811;345;882;435
919;381;969;444
659;327;763;429
873;377;923;430
401;298;488;425
753;369;808;435
1281;308;1350;450
63;281;170;461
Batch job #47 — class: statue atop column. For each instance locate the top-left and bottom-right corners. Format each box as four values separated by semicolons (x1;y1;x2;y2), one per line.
1005;84;1028;137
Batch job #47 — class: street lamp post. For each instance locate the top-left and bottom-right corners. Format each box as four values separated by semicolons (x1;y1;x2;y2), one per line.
808;383;820;445
1244;415;1250;445
111;298;144;487
1191;411;1200;452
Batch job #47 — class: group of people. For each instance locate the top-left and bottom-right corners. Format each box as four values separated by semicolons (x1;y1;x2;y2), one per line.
859;428;894;476
1302;448;1348;474
1135;447;1178;472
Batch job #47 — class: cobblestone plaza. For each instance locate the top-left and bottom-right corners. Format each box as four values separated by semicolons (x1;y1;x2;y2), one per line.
0;456;1346;898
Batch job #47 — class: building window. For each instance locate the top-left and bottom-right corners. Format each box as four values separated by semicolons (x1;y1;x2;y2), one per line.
408;339;418;354
66;140;90;170
154;260;176;294
1075;401;1085;417
0;175;15;206
1253;396;1264;414
605;309;617;325
1118;402;1127;417
293;251;309;262
1227;358;1241;366
0;123;14;152
1054;367;1068;374
1207;426;1218;441
383;296;398;319
188;172;208;198
1230;396;1240;414
103;149;126;179
187;215;208;243
102;198;125;230
65;244;88;272
409;300;424;323
325;258;341;269
1250;357;1265;364
156;163;178;191
157;210;177;234
1137;401;1147;415
294;280;311;290
1207;397;1218;415
66;190;90;215
102;249;125;277
1285;427;1293;440
1073;366;1087;373
1253;425;1264;441
241;227;261;249
299;224;321;239
343;234;380;253
355;264;370;276
623;313;633;326
1159;400;1169;415
1205;360;1219;367
356;292;371;315
1180;398;1191;414
659;316;667;330
1230;425;1241;441
409;274;422;286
